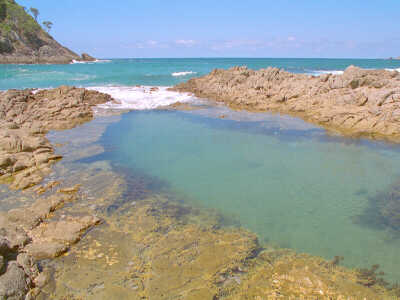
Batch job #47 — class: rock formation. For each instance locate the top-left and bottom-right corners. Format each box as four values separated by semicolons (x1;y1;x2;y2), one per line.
0;85;111;299
81;53;96;62
46;195;398;299
0;86;113;189
174;65;400;142
0;187;101;300
0;0;95;64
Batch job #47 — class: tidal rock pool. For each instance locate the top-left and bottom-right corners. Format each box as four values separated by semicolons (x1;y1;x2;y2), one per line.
92;107;400;282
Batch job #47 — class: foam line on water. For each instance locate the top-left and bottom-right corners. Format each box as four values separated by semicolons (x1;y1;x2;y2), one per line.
171;71;197;77
88;86;196;110
385;68;400;72
306;70;344;76
71;59;112;64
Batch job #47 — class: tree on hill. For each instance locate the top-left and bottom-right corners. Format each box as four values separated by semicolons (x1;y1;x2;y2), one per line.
42;21;52;33
29;7;39;21
0;1;7;22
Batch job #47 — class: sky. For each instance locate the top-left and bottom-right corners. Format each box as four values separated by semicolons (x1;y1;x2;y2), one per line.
18;0;400;59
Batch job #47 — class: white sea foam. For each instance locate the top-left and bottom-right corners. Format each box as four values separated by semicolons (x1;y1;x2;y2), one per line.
385;68;400;72
70;59;112;64
171;71;197;77
87;86;196;110
311;68;400;76
308;70;344;76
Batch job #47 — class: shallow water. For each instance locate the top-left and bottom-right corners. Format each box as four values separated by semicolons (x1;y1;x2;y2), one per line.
90;108;400;282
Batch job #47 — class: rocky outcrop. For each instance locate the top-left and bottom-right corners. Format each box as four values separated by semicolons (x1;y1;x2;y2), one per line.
173;66;400;142
0;0;96;64
0;86;113;189
81;53;96;62
0;187;101;299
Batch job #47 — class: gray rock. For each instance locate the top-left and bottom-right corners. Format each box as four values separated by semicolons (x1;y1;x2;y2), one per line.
0;261;29;300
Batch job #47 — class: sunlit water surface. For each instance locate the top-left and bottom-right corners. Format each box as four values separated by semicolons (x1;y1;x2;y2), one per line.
83;107;400;282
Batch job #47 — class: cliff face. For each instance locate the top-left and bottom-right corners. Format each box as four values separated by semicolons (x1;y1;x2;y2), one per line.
0;0;94;64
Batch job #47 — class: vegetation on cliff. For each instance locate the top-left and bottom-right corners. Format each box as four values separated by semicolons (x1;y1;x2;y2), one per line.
0;0;44;52
0;0;94;63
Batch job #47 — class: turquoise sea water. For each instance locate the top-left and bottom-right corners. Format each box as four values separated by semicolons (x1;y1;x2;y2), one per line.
2;58;400;282
1;58;400;90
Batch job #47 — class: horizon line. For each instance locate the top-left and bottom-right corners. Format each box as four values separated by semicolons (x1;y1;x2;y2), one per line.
95;56;397;60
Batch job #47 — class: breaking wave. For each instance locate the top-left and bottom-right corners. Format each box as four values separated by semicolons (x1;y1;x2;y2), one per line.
87;85;196;110
171;71;197;77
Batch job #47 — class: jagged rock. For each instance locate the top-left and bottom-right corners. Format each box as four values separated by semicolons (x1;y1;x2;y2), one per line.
174;66;400;142
0;86;113;189
81;53;96;62
0;187;102;299
0;261;29;300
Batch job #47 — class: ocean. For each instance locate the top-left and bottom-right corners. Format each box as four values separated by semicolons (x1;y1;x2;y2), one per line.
2;58;400;284
1;58;400;108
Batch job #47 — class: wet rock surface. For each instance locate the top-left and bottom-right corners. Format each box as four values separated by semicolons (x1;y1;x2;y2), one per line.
37;193;397;300
0;86;113;189
173;65;400;142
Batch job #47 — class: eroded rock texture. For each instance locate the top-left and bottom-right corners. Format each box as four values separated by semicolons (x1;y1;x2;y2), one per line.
174;66;400;142
43;197;397;299
0;187;101;300
0;86;112;189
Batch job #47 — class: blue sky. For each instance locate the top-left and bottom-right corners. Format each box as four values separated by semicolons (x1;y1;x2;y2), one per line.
19;0;400;58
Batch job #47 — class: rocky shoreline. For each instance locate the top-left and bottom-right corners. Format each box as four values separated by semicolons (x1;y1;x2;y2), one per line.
0;86;113;299
0;86;399;299
0;187;100;299
0;86;112;189
0;51;96;65
173;65;400;142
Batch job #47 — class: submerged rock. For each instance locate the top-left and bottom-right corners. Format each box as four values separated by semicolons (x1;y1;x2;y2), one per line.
355;179;400;233
173;66;400;142
26;215;101;260
41;196;397;299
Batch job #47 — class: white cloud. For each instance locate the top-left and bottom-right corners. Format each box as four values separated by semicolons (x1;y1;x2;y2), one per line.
210;40;268;51
287;36;296;41
175;39;197;47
